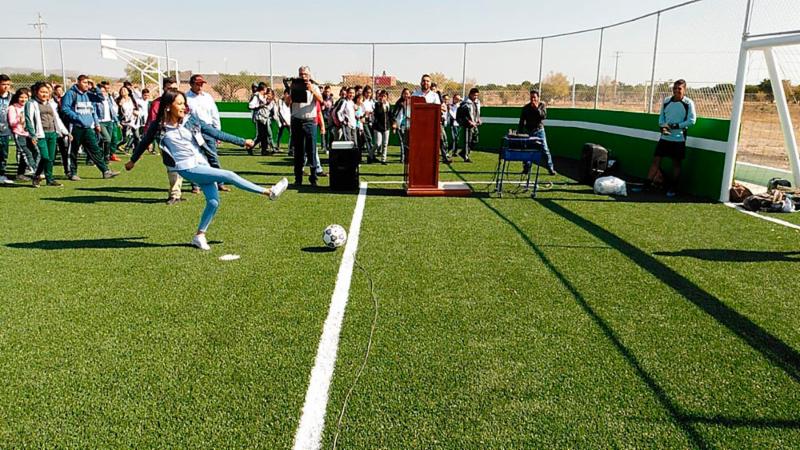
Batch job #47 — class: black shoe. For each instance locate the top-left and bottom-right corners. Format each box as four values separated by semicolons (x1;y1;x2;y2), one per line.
260;150;269;156
548;169;558;176
247;150;254;156
293;181;302;187
464;158;472;163
310;180;318;187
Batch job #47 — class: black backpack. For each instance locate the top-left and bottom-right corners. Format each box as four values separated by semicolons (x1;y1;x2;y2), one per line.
579;143;608;185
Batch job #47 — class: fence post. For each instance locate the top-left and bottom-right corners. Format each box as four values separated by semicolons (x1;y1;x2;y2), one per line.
572;77;576;108
269;42;273;88
371;43;376;92
594;28;604;109
538;38;544;97
461;43;467;98
164;40;170;74
647;12;661;113
58;39;66;87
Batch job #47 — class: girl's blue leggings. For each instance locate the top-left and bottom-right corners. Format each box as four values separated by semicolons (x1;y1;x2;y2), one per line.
177;164;266;232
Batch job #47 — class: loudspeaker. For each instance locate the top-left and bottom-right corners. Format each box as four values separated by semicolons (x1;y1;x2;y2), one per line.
579;143;608;184
329;141;360;190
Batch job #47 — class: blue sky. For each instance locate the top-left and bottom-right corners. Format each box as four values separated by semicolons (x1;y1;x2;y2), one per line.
1;0;786;85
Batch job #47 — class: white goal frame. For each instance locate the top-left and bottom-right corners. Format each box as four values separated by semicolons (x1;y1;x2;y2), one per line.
721;31;800;201
100;34;180;95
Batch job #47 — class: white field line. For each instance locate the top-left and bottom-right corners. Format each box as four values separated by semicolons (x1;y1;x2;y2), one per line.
724;202;800;231
293;181;369;450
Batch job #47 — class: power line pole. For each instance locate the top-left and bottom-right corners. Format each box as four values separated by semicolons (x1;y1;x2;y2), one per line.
612;51;622;103
29;13;48;76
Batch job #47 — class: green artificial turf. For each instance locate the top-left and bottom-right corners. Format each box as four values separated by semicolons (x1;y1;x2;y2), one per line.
1;144;799;448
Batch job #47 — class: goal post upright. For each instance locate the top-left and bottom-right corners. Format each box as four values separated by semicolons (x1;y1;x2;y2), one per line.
720;30;800;202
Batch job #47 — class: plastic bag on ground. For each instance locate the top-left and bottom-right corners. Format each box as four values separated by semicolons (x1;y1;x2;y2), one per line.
594;176;627;196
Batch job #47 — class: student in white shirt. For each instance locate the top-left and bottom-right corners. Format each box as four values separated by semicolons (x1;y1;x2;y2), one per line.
361;85;375;160
412;74;441;105
337;87;357;144
185;74;228;191
276;90;292;153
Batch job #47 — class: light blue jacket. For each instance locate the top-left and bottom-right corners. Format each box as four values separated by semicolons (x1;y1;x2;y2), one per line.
61;84;99;129
658;96;696;142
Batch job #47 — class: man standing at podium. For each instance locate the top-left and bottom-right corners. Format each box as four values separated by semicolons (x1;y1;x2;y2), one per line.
412;74;440;105
412;74;451;163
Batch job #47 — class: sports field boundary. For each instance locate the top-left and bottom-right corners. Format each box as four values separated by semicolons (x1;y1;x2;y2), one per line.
293;181;369;450
724;202;800;231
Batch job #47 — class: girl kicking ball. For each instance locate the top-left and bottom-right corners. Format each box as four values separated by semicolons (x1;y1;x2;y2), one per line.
125;89;287;250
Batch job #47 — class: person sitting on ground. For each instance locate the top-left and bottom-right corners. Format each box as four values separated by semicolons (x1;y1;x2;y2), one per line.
125;89;287;251
518;89;557;176
644;79;696;197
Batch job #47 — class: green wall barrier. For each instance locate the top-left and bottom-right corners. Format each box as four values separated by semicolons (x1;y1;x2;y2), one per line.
217;102;731;199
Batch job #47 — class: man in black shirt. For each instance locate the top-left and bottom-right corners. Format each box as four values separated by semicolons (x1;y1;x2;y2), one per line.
518;89;556;175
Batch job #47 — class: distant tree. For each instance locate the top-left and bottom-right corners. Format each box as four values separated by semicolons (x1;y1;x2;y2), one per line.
542;71;570;100
213;71;260;101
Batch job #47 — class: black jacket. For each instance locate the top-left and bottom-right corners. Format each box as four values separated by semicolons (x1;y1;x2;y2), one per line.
518;102;547;133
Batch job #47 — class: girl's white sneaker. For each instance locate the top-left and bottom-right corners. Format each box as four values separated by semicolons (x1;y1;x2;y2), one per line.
191;234;211;251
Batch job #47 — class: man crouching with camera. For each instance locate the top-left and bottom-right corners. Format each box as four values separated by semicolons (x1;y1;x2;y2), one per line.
284;66;323;187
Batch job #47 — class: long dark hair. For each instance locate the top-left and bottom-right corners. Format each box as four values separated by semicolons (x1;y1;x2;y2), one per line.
155;88;185;130
394;88;410;107
10;88;30;105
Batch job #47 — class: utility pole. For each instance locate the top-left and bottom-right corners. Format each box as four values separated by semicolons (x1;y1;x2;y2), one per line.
612;51;622;103
29;13;48;76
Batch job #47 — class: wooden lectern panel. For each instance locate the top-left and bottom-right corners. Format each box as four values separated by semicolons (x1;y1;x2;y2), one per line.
404;97;471;197
406;101;441;194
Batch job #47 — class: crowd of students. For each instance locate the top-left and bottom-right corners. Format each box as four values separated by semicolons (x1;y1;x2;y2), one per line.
246;73;485;169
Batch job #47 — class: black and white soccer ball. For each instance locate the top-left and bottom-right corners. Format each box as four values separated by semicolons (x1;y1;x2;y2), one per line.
322;224;347;249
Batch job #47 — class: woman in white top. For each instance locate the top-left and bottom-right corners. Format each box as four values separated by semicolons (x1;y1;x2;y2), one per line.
116;86;139;154
125;90;288;251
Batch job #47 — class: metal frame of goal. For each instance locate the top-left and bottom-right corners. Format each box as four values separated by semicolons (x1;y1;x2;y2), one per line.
721;10;800;202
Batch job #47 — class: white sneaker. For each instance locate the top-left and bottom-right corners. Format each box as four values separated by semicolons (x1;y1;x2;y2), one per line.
0;176;14;185
191;234;211;251
270;177;288;201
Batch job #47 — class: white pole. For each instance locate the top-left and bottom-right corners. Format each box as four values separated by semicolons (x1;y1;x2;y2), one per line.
164;41;170;74
58;39;66;87
175;59;180;86
571;77;576;108
648;12;661;113
594;28;604;109
461;43;467;98
157;58;163;95
269;42;273;88
719;44;750;202
371;43;376;92
764;48;800;188
538;38;544;97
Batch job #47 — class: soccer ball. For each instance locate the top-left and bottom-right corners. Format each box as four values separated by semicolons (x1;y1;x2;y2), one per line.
322;224;347;249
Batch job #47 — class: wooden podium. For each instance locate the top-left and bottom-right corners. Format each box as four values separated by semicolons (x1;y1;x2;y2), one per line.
404;97;471;196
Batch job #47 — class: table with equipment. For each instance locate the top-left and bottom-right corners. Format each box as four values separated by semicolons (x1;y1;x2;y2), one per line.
494;134;545;198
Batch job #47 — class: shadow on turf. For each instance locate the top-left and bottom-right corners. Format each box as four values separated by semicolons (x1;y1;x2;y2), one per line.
76;186;168;194
453;166;800;445
655;249;800;263
471;195;709;448
6;236;218;250
42;195;164;205
302;246;336;253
